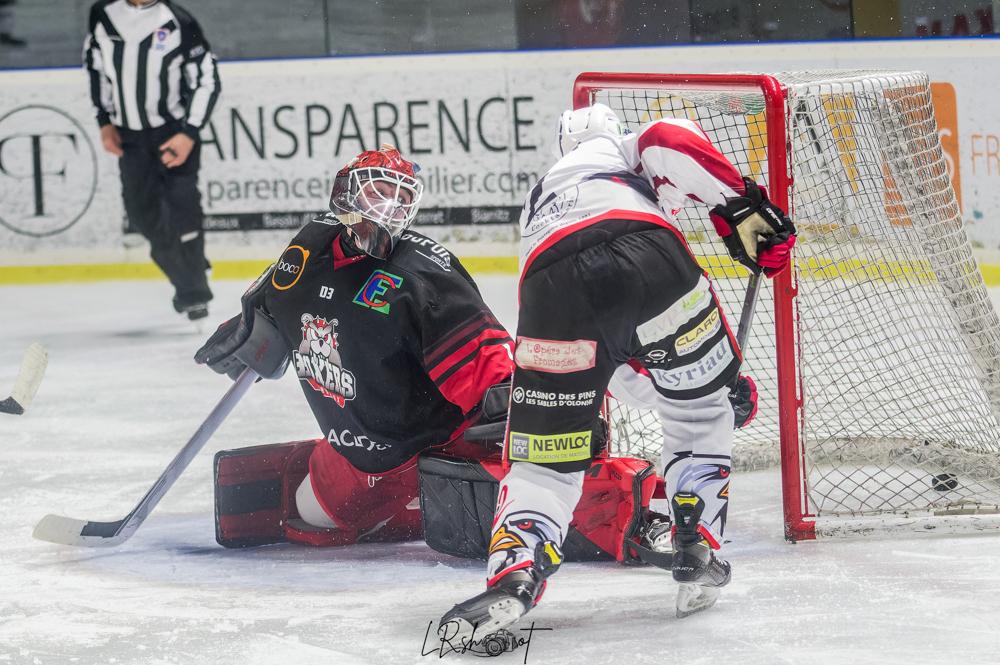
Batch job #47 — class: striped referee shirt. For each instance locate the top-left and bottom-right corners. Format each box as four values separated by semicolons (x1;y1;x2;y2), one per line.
84;0;220;138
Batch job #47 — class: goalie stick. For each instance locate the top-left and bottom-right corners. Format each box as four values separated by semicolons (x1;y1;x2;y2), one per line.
32;367;258;547
0;342;48;415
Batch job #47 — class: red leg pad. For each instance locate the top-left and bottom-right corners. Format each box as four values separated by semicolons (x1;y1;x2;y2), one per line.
214;440;317;548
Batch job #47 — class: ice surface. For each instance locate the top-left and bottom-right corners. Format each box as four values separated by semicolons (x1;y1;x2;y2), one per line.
1;277;999;664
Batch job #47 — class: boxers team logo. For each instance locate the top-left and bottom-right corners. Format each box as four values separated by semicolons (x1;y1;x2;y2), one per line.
271;245;310;291
0;106;97;237
352;269;403;315
292;313;356;407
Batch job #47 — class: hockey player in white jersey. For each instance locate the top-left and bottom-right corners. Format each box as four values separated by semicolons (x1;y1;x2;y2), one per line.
440;103;794;636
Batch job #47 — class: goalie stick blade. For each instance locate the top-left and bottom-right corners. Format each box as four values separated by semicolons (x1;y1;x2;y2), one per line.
32;514;130;548
2;342;48;415
32;369;258;549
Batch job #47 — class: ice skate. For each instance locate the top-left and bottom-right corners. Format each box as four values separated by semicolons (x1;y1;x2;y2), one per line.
438;567;545;646
671;492;730;618
640;510;673;554
185;302;209;321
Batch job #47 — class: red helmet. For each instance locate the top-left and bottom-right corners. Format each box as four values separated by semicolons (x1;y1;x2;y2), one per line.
338;145;419;179
328;145;424;258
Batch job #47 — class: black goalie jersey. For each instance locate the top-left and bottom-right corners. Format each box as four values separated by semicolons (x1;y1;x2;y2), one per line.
262;221;513;474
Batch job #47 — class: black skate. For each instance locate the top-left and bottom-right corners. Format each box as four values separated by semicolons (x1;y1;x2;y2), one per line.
172;295;210;327
671;492;731;618
439;568;544;646
440;540;563;645
173;289;213;321
185;303;209;321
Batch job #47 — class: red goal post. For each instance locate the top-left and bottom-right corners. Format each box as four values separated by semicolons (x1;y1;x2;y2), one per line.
574;71;1000;541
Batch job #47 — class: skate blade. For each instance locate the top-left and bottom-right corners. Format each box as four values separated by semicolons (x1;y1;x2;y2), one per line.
676;583;720;618
441;597;526;644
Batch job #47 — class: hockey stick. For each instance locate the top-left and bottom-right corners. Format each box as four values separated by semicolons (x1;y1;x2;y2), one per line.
32;367;258;547
734;271;763;355
0;342;48;415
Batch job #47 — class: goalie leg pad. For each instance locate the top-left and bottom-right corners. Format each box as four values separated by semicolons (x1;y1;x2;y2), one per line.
214;440;317;548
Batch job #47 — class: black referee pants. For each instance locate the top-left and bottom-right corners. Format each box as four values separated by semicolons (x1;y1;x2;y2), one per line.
118;124;211;309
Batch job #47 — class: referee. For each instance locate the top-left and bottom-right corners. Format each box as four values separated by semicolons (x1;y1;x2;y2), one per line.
84;0;220;320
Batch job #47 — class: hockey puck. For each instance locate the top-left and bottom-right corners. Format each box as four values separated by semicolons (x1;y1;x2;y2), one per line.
930;473;959;492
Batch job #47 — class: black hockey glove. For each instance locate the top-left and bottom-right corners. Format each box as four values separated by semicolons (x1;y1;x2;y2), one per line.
195;308;289;380
196;314;245;380
728;374;758;429
194;265;290;381
710;177;796;277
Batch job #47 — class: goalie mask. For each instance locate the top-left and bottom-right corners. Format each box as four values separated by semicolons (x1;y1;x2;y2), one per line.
555;102;627;157
328;145;424;259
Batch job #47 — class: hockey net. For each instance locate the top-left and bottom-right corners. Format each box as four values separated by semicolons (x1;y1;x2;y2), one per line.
575;70;1000;539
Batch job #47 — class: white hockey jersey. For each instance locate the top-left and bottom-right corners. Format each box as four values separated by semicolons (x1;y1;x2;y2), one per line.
518;118;746;275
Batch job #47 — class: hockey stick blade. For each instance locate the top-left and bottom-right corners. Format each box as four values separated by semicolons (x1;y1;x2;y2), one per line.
32;368;258;547
0;342;48;415
32;515;133;548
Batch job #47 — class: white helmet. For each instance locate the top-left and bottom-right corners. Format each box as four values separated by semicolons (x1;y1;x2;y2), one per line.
555;103;626;157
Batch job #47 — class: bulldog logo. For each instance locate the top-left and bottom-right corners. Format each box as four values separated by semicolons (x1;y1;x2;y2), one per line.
292;313;357;407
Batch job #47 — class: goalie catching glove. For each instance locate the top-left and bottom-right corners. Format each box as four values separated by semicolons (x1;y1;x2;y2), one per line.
710;177;796;277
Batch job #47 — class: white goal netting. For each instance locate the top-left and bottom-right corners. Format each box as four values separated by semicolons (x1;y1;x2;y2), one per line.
589;71;1000;534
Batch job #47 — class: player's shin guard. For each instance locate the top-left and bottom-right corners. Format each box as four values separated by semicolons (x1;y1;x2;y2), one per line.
440;462;579;639
485;462;581;581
